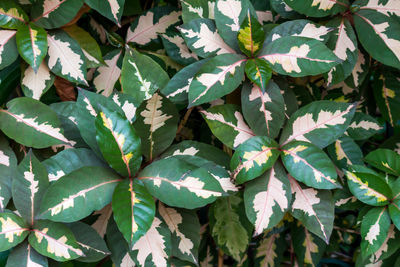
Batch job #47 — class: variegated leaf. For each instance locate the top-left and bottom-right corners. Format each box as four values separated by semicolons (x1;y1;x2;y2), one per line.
326;135;363;170
389;178;400;231
5;241;48;267
130;216;171;267
344;50;369;88
93;49;123;96
92;205;112;239
334;187;362;210
0;136;16;212
361;207;391;257
231;136;280;184
21;62;55;100
253;233;286;267
241;81;285;138
280;100;356;148
282;141;340;189
259;36;340;77
179;18;235;58
138;156;224;209
39;166;121;222
0;212;29;252
244;162;291;236
12;151;49;226
181;0;215;23
85;0;125;26
345;171;392;206
270;0;301;19
189;53;246;107
237;10;265;57
134;93;179;161
31;0;84;29
365;149;400;176
106;217;134;267
0;0;28;29
346;112;382;140
201;104;255;149
110;92;140;124
121;49;170;104
0;97;74;148
126;6;181;46
46;30;88;85
159;202;200;264
284;0;349;17
370;224;400;263
292;224;327;266
289;176;334;243
0;30;18;70
29;220;83;262
161;30;198;66
245;59;272;95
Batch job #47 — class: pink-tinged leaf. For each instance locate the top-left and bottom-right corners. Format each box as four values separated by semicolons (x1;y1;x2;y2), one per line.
91;204;112;238
21;62;54;100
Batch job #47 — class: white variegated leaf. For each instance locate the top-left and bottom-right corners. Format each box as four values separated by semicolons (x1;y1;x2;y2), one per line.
93;50;123;97
21;62;54;100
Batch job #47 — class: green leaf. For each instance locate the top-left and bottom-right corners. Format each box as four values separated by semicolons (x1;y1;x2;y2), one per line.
259;36;340;77
244;162;291;236
344;50;369;88
361;207;391;257
134;93;179;161
21;63;55;100
253;232;286;267
370;224;400;263
29;220;83;261
0;30;18;70
389;178;400;231
121;49;170;104
31;0;84;29
0;212;29;252
110;91;140;123
0;97;74;148
289;176;334;243
159;202;200;264
282;141;340;189
181;0;214;23
0;135;17;212
67;221;110;263
345;171;392;206
271;0;301;19
39;166;121;222
201;104;255;149
5;241;48;267
95;106;142;177
93;49;123;97
346;112;382;140
112;178;155;248
126;6;181;46
85;0;125;26
284;0;349;17
326;136;363;170
365;149;400;176
106;217;134;267
280;100;356;148
0;0;28;29
161;30;199;66
138;156;224;209
241;81;285;138
237;10;265;57
188;53;246;107
292;224;327;266
244;59;272;92
46;30;88;85
12;151;49;226
334;187;363;210
231;136;280;184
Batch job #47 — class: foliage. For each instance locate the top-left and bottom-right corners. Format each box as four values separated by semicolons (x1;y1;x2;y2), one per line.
0;0;399;266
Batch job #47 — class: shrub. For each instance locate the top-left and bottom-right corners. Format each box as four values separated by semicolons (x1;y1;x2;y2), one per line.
0;0;399;266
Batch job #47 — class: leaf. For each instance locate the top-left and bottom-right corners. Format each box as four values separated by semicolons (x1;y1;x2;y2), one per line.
21;62;55;100
326;135;363;170
365;149;400;176
0;136;16;211
126;6;181;46
344;50;369;88
85;0;125;26
12;151;49;226
244;59;272;92
161;30;198;66
31;0;84;29
284;0;349;17
29;220;83;262
237;10;265;57
159;202;200;264
345;171;392;206
39;166;121;222
0;212;29;252
271;0;301;19
121;49;170;104
134;93;179;161
130;216;172;267
201;104;255;149
370;224;400;263
282;141;340;189
244;162;291;236
93;49;123;97
231;136;280;184
46;30;88;85
181;0;214;23
280;100;356;148
105;217;133;267
16;23;47;72
289;176;334;243
361;207;391;257
95;106;142;177
112;178;155;248
254;233;286;267
0;30;18;70
241;81;285;138
346;112;382;140
292;224;327;266
110;91;140;123
0;97;74;148
259;36;340;77
0;0;28;29
353;3;400;68
179;18;235;58
91;204;112;238
389;178;400;231
138;156;224;209
188;53;246;107
5;241;48;267
67;221;110;263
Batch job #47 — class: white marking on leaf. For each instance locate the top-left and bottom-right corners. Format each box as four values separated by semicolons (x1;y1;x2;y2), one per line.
24;160;39;224
92;204;112;238
210;173;238;192
140;93;172;132
333;20;356;61
48;170;65;182
271;33;281;41
181;0;203;16
366;219;381;245
89;18;106;44
264;44;310;73
256;11;273;24
82;49;100;64
35;228;83;258
335;139;352;165
208;2;215;19
166;78;191;98
310;0;335;10
121;252;135;267
108;0;121;24
22;63;52;100
42;0;63;18
292;23;331;41
249;84;273;121
352;51;366;87
0;151;9;166
374;224;395;260
27;244;43;267
256;234;278;266
128;59;152;100
363;0;400;16
0;217;25;242
349;120;381;131
172;147;199;156
94;51;121;96
83;97;97;117
0;30;16;64
216;0;241;32
335;196;357;206
304;229;318;264
162;34;198;60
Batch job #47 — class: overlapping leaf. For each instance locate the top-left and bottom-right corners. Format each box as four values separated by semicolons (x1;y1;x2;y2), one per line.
327;136;363;170
0;212;29;251
21;63;55;100
389;178;400;231
292;224;327;266
237;10;265;57
85;0;125;26
5;241;48;267
93;49;123;96
0;0;28;29
346;112;382;140
0;30;18;70
161;30;198;66
284;0;349;17
253;233;286;267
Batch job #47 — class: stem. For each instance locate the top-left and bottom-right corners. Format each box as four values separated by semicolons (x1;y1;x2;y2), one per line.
218;249;224;267
176;107;194;136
